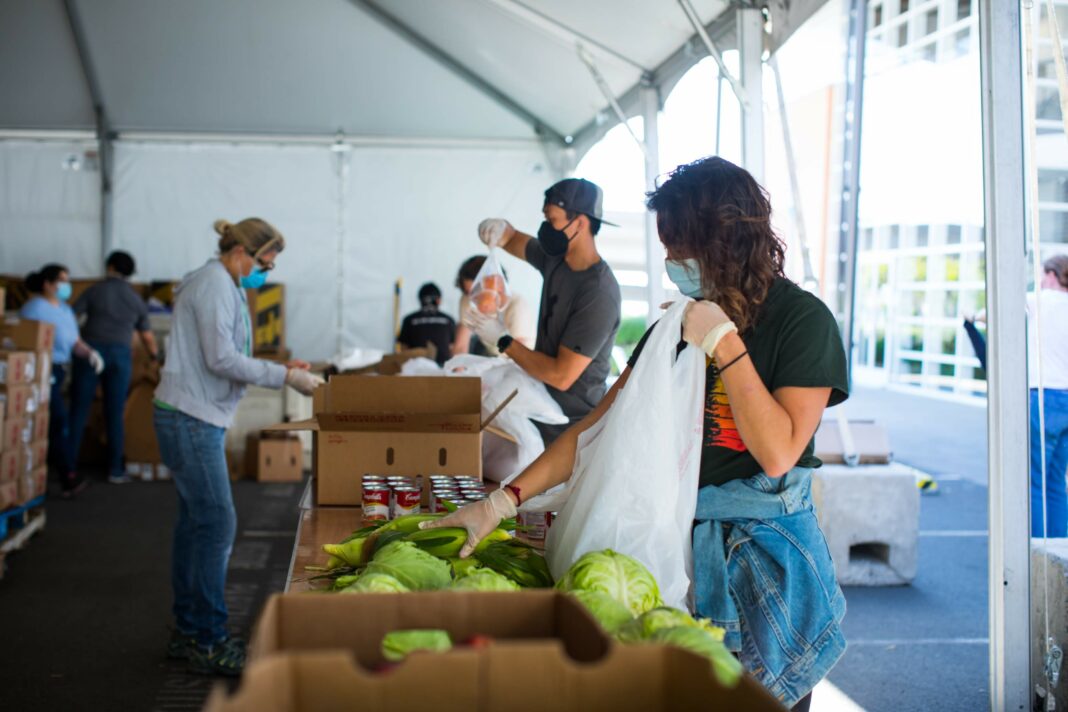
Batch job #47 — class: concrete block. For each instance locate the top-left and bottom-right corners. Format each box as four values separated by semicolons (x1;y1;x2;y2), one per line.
1032;540;1068;709
812;463;921;585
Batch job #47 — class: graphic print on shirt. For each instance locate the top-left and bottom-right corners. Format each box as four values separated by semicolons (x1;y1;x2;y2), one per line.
706;371;746;452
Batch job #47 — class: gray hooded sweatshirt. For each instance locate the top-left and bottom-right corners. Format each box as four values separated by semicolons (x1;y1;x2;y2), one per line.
155;259;286;428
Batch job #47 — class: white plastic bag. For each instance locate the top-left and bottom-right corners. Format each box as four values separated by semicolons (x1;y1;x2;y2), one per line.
544;301;706;611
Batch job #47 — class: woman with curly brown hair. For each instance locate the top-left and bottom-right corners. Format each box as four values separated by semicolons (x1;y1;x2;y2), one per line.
426;157;848;709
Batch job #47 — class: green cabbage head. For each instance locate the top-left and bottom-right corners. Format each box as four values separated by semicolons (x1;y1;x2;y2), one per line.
555;549;663;616
364;541;453;591
340;572;411;594
449;569;521;592
570;590;634;634
616;607;725;643
381;630;453;661
650;626;742;688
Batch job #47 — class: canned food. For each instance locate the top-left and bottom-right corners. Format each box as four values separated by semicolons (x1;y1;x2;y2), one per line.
390;486;422;519
430;488;461;512
442;496;469;510
517;510;551;540
453;475;479;483
362;484;391;521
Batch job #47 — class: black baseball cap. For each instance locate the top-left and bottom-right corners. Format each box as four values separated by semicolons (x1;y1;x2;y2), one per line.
543;178;618;227
418;282;442;304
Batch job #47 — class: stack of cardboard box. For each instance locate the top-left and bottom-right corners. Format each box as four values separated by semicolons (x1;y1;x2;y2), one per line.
0;319;54;509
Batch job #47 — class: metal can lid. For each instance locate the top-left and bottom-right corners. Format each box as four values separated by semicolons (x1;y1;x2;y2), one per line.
392;485;421;492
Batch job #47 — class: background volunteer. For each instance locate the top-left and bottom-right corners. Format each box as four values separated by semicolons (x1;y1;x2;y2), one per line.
397;282;456;366
153;218;323;677
468;178;621;444
1028;254;1068;537
452;255;535;356
68;250;159;485
21;263;104;496
428;157;849;711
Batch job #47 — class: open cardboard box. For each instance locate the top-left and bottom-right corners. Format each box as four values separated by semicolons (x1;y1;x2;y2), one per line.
202;591;783;712
265;375;512;506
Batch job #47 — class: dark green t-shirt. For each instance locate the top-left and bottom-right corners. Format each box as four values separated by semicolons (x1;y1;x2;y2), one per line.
629;278;849;488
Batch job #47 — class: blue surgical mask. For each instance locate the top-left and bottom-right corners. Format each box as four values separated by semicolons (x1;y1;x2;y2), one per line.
240;266;268;289
665;259;704;298
56;281;73;301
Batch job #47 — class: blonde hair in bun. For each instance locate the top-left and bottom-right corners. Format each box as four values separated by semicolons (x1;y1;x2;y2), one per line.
215;217;285;257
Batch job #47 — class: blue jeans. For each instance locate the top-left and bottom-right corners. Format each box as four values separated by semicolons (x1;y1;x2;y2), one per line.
68;342;132;478
48;363;72;481
1032;389;1068;537
153;406;235;646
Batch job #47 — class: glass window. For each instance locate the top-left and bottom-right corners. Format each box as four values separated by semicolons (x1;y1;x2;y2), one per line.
1039;169;1068;203
947;225;962;244
957;0;971;19
940;363;955;377
863;227;874;250
901;255;928;281
941;328;957;355
925;9;938;35
1040;4;1068;40
902;359;923;374
901;326;924;351
897;23;909;47
900;0;910;13
919;42;937;62
1038;85;1062;121
873;3;884;27
944;290;959;317
889;224;900;249
951;28;970;57
909;290;926;316
875;329;886;367
1040;209;1068;243
945;254;961;281
916;224;929;247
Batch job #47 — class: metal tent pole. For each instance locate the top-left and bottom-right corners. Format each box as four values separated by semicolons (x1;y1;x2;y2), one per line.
641;80;665;326
737;6;765;182
979;0;1031;708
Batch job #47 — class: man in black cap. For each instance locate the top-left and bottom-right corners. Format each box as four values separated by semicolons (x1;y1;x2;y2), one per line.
469;178;621;444
397;282;456;366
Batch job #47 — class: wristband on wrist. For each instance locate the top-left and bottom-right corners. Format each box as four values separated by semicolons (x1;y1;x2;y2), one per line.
504;483;522;505
700;321;738;358
716;350;749;374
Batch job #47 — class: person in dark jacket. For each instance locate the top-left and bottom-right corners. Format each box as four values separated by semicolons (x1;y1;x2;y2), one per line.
397;283;456;366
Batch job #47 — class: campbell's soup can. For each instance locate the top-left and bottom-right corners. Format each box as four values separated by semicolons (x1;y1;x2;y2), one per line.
429;475;454;483
390;486;422;519
442;496;469;510
429;488;460;512
518;511;551;540
362;484;391;521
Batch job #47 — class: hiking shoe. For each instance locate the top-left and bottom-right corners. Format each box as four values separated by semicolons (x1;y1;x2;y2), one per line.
188;637;246;677
166;630;197;660
108;474;133;485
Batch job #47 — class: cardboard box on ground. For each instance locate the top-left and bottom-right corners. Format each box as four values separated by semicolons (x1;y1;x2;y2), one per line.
203;591;782;712
245;433;302;482
266;375;509;506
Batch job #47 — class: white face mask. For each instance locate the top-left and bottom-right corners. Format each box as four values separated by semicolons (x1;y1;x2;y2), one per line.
665;259;704;298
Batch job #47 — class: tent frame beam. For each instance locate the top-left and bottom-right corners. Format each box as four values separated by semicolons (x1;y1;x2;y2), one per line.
61;0;113;263
349;0;567;146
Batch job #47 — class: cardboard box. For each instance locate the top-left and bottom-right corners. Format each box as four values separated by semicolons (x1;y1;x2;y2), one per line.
815;418;893;465
19;466;46;504
19;439;47;474
31;410;49;443
246;283;285;355
1;417;31;453
1;384;37;419
0;319;55;354
203;592;783;712
124;380;161;464
246;434;303;482
35;348;51;380
266;376;490;507
0;450;17;483
0;351;36;385
0;480;17;510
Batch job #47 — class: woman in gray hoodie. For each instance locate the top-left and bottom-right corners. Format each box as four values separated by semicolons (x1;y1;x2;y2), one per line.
154;218;322;676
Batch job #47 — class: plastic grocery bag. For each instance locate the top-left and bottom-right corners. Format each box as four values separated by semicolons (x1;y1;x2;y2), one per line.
545;301;706;611
467;249;511;318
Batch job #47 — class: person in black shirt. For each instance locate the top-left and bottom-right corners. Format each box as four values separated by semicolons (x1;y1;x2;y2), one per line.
397;283;456;366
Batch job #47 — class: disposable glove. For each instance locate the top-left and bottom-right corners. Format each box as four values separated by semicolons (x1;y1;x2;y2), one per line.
285;368;325;396
463;310;509;350
478;218;513;248
88;349;105;375
419;489;517;558
681;301;737;359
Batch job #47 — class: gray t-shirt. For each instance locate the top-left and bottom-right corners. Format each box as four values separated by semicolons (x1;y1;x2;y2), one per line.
74;277;150;346
525;238;621;443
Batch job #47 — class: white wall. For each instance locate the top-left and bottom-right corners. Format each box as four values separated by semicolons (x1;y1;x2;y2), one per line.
0;137;553;362
0;139;101;278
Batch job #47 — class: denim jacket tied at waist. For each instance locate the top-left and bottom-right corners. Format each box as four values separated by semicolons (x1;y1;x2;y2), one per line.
693;466;847;707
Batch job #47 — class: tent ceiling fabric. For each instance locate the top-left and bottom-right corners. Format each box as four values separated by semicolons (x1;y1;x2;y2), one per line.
0;0;736;141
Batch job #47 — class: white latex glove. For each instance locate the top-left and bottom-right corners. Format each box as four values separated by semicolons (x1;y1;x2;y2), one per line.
88;349;105;375
463;309;509;349
682;301;737;358
419;489;517;558
478;218;513;248
285;368;325;396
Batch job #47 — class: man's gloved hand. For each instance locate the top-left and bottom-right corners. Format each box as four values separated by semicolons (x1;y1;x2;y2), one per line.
285;368;325;396
463;309;509;349
419;489;517;558
88;349;105;375
478;218;514;248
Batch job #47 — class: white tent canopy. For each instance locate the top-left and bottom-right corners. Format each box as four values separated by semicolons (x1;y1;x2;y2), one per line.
0;0;826;361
